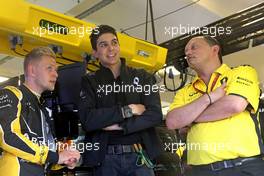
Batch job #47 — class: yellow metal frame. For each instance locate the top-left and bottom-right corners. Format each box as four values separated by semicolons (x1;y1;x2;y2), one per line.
0;0;167;72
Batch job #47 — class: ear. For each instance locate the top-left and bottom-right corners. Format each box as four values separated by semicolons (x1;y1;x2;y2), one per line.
28;63;37;78
92;49;98;58
212;45;220;55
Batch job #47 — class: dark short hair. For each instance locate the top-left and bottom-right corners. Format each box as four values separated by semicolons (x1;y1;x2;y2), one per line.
90;25;118;51
202;35;223;64
24;46;56;76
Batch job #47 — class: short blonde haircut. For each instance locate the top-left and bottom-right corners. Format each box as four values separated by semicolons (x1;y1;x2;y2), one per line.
24;46;56;76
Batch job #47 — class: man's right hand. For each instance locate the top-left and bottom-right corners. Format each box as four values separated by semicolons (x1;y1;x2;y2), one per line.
209;82;226;103
128;104;146;115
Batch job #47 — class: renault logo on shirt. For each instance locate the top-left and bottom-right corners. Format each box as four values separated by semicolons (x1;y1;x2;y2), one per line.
133;77;140;86
187;91;200;102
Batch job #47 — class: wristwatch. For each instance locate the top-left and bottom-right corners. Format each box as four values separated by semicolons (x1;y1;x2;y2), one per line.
122;106;133;118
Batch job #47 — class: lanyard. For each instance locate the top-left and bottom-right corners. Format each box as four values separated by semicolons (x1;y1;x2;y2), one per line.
193;73;220;94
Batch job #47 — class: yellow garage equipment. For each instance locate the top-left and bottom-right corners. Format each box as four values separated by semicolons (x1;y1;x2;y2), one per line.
0;0;167;72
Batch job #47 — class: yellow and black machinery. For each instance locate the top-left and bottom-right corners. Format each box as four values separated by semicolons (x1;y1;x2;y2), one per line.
0;0;167;72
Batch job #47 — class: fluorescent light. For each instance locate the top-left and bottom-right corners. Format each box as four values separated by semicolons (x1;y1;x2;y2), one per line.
0;76;9;83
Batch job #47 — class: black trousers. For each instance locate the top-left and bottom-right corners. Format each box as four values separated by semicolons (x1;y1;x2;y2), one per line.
93;153;155;176
186;158;264;176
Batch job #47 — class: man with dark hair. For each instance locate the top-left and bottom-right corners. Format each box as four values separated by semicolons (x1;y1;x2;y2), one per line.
166;35;264;176
79;25;163;176
0;47;80;176
202;35;223;64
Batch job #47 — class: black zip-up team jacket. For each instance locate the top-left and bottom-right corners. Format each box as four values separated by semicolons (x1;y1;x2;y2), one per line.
0;85;58;176
79;59;163;166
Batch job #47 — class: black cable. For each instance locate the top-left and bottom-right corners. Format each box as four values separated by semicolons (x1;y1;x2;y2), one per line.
57;57;95;72
60;56;77;63
145;0;149;41
163;67;188;92
56;61;66;66
60;55;99;68
23;48;30;53
172;72;176;95
149;0;157;44
52;54;99;73
120;30;131;36
12;49;26;57
14;46;93;71
166;66;188;175
14;44;29;54
152;59;177;76
121;0;200;33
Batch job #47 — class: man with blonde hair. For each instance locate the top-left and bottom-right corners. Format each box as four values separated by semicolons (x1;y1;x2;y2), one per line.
0;47;80;176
